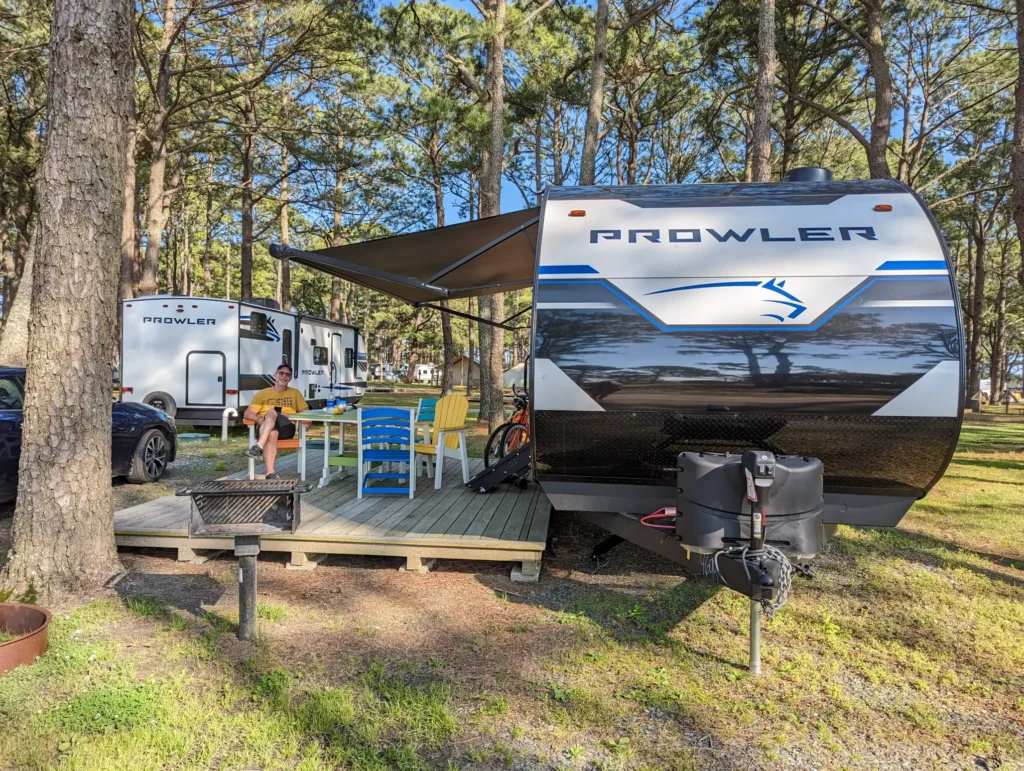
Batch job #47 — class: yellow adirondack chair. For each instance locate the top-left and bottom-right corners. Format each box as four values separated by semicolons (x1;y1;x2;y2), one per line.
415;394;470;489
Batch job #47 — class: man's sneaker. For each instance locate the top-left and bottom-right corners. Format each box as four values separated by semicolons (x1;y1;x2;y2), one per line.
244;444;263;459
266;473;279;480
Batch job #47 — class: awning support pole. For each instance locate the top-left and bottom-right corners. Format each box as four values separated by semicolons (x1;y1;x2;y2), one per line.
415;302;529;331
502;305;532;325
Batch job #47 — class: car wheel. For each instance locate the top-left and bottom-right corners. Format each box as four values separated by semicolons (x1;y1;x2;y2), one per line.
127;428;170;483
142;391;176;417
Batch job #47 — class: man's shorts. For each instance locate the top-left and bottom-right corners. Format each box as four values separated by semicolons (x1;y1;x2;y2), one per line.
269;410;296;441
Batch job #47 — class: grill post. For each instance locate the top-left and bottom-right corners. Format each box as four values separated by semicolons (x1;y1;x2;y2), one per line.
177;479;311;642
235;535;260;641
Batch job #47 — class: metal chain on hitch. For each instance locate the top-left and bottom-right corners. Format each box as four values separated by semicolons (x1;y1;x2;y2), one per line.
700;544;795;618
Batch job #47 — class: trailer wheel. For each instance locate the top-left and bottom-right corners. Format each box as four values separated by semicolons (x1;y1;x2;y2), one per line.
143;391;176;417
127;428;170;483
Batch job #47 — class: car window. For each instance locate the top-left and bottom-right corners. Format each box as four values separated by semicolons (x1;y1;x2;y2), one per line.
0;377;24;410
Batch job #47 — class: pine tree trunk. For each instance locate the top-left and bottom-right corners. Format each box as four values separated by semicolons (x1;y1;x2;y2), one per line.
991;248;1008;399
137;0;175;295
864;0;893;179
751;0;777;183
203;159;213;296
405;309;424;384
968;231;986;400
119;111;137;301
579;0;610;186
1013;0;1024;289
480;0;507;430
224;247;231;299
466;297;475;399
488;293;505;426
0;228;35;367
440;300;454;396
331;162;344;321
1;0;131;594
277;147;291;310
477;295;491;422
141;135;168;295
239;92;255;300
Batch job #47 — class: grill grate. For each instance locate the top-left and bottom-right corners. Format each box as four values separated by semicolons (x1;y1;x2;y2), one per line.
178;479;311;496
178;478;311;536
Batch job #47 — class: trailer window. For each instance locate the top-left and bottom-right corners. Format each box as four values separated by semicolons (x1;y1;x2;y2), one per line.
313;346;328;365
249;311;268;337
345;348;354;368
281;329;292;366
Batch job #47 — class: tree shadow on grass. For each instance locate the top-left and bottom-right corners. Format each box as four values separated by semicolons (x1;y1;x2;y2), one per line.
952;456;1024;471
111;571;225;615
860;527;1024;583
490;514;723;648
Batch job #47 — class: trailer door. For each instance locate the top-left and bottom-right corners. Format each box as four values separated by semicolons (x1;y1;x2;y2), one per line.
186;351;226;406
330;332;345;391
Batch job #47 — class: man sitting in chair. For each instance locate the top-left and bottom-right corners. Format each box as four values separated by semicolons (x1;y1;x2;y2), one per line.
243;363;309;478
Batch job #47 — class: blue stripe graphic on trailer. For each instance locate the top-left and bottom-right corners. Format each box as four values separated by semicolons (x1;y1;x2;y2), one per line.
538;265;599;275
537;276;951;333
877;260;948;271
645;280;759;296
645;276;809;321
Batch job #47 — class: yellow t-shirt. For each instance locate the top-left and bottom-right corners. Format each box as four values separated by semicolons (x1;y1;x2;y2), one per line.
249;387;309;418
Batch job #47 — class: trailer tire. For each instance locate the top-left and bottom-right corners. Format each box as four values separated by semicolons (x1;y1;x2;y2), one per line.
142;391;176;417
127;428;171;483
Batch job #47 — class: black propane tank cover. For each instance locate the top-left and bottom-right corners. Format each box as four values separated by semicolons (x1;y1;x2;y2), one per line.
675;453;825;559
783;166;833;182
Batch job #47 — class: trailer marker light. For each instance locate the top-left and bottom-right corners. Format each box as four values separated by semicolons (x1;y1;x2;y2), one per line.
126;303;132;307
874;204;893;212
122;387;133;393
192;304;198;308
162;304;168;307
227;389;238;395
569;210;586;217
228;305;234;309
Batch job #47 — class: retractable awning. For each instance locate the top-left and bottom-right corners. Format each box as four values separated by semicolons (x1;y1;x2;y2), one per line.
269;207;540;306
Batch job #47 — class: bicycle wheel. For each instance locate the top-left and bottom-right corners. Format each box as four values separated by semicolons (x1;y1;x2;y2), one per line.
484;421;514;467
500;423;529;456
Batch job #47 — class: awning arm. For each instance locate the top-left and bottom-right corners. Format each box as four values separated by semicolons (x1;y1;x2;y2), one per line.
269;243;451;299
425;215;540;284
416;302;529;331
502;305;532;325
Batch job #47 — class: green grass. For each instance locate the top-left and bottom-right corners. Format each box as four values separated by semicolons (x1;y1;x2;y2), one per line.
257;602;287;623
10;419;1024;769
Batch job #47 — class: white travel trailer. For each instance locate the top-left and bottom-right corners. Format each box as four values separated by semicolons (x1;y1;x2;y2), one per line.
120;297;367;425
411;363;435;383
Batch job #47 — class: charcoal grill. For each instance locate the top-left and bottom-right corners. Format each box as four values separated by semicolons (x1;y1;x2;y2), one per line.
177;479;312;537
177;478;313;640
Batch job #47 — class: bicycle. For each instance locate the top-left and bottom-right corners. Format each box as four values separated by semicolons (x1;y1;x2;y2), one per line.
483;383;530;468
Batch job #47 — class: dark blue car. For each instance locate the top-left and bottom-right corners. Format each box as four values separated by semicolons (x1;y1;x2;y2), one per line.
0;367;177;502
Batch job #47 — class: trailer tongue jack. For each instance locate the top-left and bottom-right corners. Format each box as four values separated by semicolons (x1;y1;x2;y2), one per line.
585;450;823;675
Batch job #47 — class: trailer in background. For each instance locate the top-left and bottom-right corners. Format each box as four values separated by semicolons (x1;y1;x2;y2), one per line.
120;297;367;425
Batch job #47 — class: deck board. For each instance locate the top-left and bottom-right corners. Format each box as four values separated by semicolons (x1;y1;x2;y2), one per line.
115;450;547;569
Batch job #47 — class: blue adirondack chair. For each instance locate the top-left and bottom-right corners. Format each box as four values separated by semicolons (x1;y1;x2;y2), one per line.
357;407;416;499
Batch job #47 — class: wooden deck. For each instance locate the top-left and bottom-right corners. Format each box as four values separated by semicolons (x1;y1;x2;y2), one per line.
114;450;549;580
